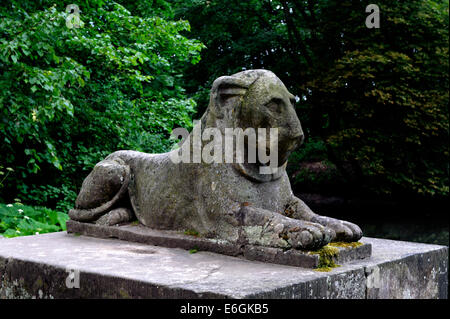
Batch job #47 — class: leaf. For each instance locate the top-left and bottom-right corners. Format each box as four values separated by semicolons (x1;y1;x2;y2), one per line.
56;212;69;230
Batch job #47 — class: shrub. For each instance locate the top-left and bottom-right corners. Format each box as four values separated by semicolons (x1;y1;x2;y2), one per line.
0;0;204;207
0;202;69;238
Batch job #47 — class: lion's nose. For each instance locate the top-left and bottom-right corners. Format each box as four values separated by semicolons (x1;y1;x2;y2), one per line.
286;121;304;144
290;132;304;146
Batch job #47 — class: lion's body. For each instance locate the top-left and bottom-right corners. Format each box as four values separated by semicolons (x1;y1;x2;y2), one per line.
106;149;294;242
69;69;363;250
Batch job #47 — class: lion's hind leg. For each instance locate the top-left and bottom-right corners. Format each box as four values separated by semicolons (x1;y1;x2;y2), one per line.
95;207;134;226
69;158;132;224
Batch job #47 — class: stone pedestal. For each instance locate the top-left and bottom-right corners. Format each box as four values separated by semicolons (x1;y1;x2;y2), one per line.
66;220;372;269
0;232;447;299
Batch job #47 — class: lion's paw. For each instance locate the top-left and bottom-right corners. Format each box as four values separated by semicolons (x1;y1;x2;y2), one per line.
312;215;363;242
280;220;335;250
239;206;335;250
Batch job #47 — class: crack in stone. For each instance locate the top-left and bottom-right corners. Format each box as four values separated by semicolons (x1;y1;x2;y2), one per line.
167;264;222;287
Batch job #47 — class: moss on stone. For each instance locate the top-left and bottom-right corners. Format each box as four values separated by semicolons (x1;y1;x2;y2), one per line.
118;288;130;298
309;244;340;271
310;241;362;271
314;266;336;272
184;229;200;237
34;277;44;289
328;241;363;249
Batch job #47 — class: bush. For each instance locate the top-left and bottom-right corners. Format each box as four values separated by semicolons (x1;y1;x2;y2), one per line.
0;202;69;238
174;0;449;199
0;0;204;207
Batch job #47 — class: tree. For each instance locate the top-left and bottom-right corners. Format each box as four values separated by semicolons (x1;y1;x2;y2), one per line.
0;0;204;208
173;0;449;199
304;0;449;197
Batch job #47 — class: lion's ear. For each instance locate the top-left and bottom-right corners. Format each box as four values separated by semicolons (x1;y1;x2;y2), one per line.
212;76;248;110
218;85;247;100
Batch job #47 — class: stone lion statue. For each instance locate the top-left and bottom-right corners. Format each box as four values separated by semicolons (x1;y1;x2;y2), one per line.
69;69;362;250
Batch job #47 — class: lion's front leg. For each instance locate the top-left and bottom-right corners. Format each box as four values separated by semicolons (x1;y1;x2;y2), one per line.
284;197;363;242
235;205;334;250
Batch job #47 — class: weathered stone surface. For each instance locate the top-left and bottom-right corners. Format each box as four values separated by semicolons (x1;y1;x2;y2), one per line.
334;243;372;265
69;69;362;251
363;237;449;299
66;220;371;269
0;232;447;299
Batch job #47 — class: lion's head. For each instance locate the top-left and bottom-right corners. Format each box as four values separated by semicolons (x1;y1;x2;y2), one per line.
199;69;304;182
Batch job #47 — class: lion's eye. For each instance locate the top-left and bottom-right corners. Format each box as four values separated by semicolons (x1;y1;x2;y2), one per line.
266;98;282;112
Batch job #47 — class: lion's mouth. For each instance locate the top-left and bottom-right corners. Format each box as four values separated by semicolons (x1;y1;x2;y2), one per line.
241;132;303;168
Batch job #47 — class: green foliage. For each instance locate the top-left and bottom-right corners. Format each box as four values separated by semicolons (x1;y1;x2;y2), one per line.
0;202;69;238
305;0;449;197
287;137;328;165
0;166;14;188
0;0;204;206
174;0;449;199
23;184;77;212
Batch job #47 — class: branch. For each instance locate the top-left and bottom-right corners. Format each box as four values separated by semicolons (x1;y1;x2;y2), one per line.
280;0;314;67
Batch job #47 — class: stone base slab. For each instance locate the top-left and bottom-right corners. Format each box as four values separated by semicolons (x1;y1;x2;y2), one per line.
0;232;447;299
66;220;371;269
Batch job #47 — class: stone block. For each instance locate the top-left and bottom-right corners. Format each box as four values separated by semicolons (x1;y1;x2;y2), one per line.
0;232;447;299
66;220;371;269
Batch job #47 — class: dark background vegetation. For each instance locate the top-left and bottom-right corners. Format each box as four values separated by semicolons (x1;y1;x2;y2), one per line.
1;0;448;244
